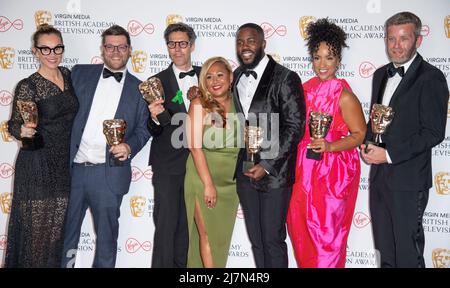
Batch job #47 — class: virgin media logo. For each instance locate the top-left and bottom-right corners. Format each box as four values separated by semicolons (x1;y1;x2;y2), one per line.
90;56;103;64
260;22;287;38
0;163;14;179
131;166;153;182
0;16;23;32
127;20;155;36
125;238;152;253
0;235;6;250
359;61;376;78
0;90;12;106
353;212;371;228
421;25;430;37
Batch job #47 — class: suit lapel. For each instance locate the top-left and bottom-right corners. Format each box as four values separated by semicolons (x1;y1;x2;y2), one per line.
389;54;423;106
164;63;187;113
80;65;103;125
113;70;132;120
248;57;275;114
375;72;388;104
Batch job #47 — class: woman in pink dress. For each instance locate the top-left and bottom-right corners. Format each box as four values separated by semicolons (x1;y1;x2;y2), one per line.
287;18;367;268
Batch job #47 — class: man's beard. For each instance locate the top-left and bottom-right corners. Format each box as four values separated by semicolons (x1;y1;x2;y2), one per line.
237;47;264;70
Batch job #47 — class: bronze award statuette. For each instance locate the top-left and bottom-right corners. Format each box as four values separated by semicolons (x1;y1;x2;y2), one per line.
307;111;332;161
243;125;264;172
139;77;171;126
103;119;127;166
365;104;394;153
17;100;44;150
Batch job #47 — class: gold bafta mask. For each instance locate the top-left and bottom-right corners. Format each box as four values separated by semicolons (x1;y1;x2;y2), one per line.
432;248;450;268
243;125;264;172
0;121;13;142
299;16;316;39
434;172;450;195
17;100;38;127
445;15;450;38
309;111;332;139
34;10;52;27
166;14;183;26
139;77;165;104
0;192;12;214
130;196;146;217
103;119;126;146
0;47;15;69
131;50;148;73
370;104;394;135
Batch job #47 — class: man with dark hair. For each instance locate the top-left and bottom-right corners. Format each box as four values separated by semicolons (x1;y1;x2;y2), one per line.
361;12;448;268
61;25;150;268
147;22;200;268
232;23;305;268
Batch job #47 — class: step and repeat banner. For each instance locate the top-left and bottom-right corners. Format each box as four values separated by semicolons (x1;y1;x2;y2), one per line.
0;0;449;268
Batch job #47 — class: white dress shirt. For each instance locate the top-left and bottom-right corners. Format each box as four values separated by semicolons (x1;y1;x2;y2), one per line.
74;66;126;164
382;53;416;163
236;54;269;118
172;64;198;111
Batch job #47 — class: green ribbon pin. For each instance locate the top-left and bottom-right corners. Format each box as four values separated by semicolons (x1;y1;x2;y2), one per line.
171;90;184;104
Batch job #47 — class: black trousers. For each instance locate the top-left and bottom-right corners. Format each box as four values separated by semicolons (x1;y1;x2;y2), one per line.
151;172;188;268
236;165;292;268
370;167;429;268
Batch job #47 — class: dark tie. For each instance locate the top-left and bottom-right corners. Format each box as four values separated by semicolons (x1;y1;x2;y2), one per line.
387;64;405;78
243;69;257;79
179;70;196;79
103;68;123;82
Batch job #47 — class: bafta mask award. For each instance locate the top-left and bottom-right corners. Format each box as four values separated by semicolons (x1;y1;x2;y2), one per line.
307;111;332;160
139;77;171;126
103;119;127;166
243;125;264;172
364;104;394;153
17;100;44;150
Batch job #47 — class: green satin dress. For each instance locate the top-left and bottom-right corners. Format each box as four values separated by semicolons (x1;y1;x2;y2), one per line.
184;100;240;268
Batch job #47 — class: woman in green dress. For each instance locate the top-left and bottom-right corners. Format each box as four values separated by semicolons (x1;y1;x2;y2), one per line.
184;57;240;267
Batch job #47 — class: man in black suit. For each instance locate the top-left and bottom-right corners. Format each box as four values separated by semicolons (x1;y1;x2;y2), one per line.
232;23;305;268
147;22;200;268
361;12;448;268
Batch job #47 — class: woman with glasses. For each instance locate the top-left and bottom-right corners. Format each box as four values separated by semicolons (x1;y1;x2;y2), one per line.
5;24;78;267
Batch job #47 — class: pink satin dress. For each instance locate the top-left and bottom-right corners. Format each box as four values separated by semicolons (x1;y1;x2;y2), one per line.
287;77;360;268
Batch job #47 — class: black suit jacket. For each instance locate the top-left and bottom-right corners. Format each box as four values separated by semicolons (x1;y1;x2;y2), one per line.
366;54;449;191
233;55;306;189
147;63;201;175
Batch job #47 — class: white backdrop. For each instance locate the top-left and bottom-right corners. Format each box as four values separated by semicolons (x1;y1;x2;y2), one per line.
0;0;449;268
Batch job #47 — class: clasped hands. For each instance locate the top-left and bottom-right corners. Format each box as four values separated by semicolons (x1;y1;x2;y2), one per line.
109;143;131;161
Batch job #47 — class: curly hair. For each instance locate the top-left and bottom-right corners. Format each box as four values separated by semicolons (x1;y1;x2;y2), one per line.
305;18;348;60
198;56;233;127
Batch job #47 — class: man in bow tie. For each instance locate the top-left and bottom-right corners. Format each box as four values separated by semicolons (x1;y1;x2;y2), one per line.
232;23;306;268
361;12;448;268
146;22;201;268
61;25;150;268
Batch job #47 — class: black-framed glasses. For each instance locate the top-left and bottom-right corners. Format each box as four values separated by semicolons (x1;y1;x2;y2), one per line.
35;45;65;55
166;41;190;49
103;44;129;53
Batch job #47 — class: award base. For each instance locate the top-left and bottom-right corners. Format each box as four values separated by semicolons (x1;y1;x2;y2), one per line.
157;110;171;127
306;148;322;161
21;133;44;151
109;154;124;167
364;140;386;153
242;160;255;173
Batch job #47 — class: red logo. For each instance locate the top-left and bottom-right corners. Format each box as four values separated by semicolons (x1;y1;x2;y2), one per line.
236;207;244;219
353;212;371;228
260;22;287;38
421;25;430;36
125;238;152;253
0;235;6;250
359;61;376;78
131;166;153;182
90;56;103;64
0;163;14;179
127;20;155;36
0;90;13;106
0;16;23;32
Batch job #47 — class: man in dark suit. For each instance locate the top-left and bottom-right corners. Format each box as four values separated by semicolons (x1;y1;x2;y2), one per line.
232;23;305;268
361;12;448;268
61;25;150;268
146;23;200;268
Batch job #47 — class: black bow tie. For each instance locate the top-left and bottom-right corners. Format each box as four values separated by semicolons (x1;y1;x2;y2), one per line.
179;70;196;79
387;64;405;78
243;69;257;79
103;68;123;82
